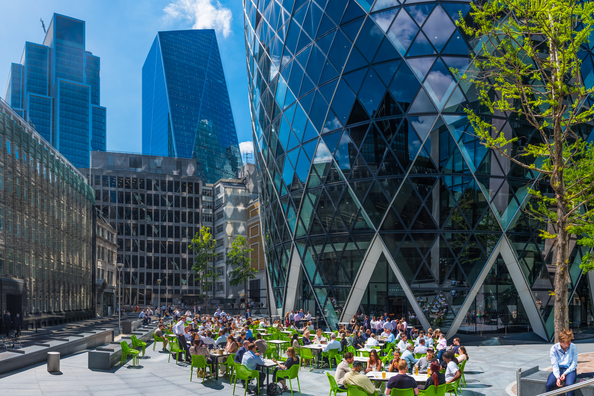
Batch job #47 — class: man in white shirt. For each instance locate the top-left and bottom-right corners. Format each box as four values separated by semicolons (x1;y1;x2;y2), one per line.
383;320;393;332
172;316;190;362
366;334;379;347
413;339;428;355
305;311;312;321
397;334;409;353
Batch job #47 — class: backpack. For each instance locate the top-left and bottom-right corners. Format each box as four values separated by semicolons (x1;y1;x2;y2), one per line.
267;383;282;396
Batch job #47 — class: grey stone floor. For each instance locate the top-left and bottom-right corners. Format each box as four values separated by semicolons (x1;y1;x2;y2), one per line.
1;342;593;396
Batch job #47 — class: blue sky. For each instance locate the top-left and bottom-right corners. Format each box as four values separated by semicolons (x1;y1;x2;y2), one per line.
0;0;254;159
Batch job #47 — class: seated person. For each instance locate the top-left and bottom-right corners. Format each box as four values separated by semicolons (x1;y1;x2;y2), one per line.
546;329;578;396
414;339;428;355
381;328;395;343
366;334;380;347
344;361;378;395
397;335;409;353
419;361;445;390
314;328;327;344
234;340;251;364
154;324;169;351
335;352;354;390
201;330;216;349
401;344;418;373
365;350;383;373
340;333;349;351
385;360;419;396
388;351;402;373
352;331;366;349
414;348;437;373
189;339;214;378
443;351;461;384
363;329;372;340
302;329;312;345
241;343;267;392
322;333;342;368
272;347;299;393
219;335;239;375
450;338;461;354
255;333;268;355
457;346;469;363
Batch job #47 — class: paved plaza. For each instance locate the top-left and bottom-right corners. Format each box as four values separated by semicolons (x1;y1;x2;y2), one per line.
2;339;594;396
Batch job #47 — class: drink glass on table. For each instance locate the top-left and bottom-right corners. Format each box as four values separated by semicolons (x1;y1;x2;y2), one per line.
382;371;386;379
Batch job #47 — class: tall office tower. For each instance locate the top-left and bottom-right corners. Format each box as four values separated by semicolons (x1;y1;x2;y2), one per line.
82;152;210;308
0;99;96;329
243;0;594;340
3;13;107;169
142;30;242;183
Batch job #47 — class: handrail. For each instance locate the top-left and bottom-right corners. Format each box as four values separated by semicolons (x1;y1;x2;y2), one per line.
535;377;594;396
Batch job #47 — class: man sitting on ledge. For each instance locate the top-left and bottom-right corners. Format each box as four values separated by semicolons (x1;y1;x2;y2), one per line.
546;329;578;396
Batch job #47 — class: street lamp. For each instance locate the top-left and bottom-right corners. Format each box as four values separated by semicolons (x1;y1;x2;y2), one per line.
117;262;124;335
157;279;162;317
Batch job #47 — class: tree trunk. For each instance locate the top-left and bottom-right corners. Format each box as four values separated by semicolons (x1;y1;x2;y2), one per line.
553;214;569;342
245;280;248;309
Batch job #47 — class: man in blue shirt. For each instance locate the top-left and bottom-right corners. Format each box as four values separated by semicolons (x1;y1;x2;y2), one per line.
322;333;342;368
382;328;395;344
401;344;418;373
546;329;578;396
241;343;266;394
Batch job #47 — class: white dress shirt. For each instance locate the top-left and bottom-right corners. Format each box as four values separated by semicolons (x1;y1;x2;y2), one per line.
173;320;185;335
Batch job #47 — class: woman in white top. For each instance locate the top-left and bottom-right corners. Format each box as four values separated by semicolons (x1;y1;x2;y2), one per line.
443;351;461;383
313;328;327;344
366;334;379;346
457;346;469;363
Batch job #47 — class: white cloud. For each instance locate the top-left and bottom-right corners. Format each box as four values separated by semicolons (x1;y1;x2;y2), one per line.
164;0;233;38
239;141;255;162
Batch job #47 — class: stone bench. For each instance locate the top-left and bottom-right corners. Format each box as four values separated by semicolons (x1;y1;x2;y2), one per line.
519;366;594;396
87;325;158;370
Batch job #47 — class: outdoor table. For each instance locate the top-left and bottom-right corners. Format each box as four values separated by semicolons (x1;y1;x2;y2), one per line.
366;371;427;383
261;358;280;395
354;356;369;368
266;340;289;356
255;328;267;333
280;331;293;335
209;350;231;381
300;344;325;369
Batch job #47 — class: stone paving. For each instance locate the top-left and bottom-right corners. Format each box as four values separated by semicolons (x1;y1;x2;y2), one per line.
1;340;594;396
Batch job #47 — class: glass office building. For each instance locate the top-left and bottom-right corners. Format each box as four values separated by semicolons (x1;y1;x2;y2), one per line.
243;0;594;340
0;99;96;330
142;30;242;183
3;13;107;169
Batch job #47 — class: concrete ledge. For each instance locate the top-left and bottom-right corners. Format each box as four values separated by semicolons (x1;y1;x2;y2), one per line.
519;369;594;396
87;326;157;370
0;328;114;375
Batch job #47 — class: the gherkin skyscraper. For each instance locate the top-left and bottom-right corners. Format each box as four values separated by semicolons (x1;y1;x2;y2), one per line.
243;0;594;340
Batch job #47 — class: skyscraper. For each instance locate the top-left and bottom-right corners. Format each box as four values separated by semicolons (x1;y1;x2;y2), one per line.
3;13;106;169
142;30;242;183
243;0;594;340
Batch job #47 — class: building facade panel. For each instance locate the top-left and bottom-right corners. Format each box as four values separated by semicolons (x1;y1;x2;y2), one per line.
0;100;95;330
82;152;208;308
243;0;594;339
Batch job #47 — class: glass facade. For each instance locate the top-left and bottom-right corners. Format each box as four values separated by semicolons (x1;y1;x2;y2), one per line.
243;0;594;340
3;13;106;169
0;102;96;328
142;30;242;183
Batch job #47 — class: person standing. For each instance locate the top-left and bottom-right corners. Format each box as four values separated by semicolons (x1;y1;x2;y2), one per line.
245;309;251;320
546;329;578;396
13;314;21;337
3;311;11;337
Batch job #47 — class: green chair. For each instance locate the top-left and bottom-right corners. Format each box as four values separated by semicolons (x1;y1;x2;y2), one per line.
420;384;447;396
275;365;301;396
120;341;140;367
415;353;427;359
220;353;236;376
346;384;376;396
458;360;467;389
446;376;462;396
327;372;348;396
300;348;315;372
347;346;357;355
153;332;166;351
322;349;341;369
168;341;186;363
390;388;415;396
130;334;147;356
358;350;370;358
232;364;260;396
190;354;214;383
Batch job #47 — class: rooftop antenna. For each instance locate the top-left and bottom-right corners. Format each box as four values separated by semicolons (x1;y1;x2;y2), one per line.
40;18;47;34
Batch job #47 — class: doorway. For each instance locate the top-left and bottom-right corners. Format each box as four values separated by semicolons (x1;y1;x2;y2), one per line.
7;294;22;319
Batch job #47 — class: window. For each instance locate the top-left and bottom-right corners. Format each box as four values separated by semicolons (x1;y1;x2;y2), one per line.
7;211;12;234
215;197;223;208
7;171;12;193
108;156;114;167
129;157;142;170
215;211;224;221
203;214;212;222
6;139;11;155
216;224;224;234
0;166;3;189
249;224;260;238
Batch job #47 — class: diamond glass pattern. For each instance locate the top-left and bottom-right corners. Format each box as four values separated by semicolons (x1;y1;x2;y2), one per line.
243;0;594;338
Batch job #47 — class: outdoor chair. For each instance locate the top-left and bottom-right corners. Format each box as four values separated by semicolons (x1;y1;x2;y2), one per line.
120;341;140;367
347;384;377;396
420;384;447;396
300;347;315;372
275;365;301;396
390;388;415;396
153;333;166;351
220;353;236;377
327;372;348;396
190;354;214;383
130;334;146;356
322;349;341;369
233;363;261;396
168;341;186;363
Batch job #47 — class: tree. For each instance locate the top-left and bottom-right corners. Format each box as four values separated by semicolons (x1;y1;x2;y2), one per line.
226;235;258;307
189;226;219;314
457;0;594;340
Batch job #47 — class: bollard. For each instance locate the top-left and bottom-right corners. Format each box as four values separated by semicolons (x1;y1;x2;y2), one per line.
47;352;60;372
